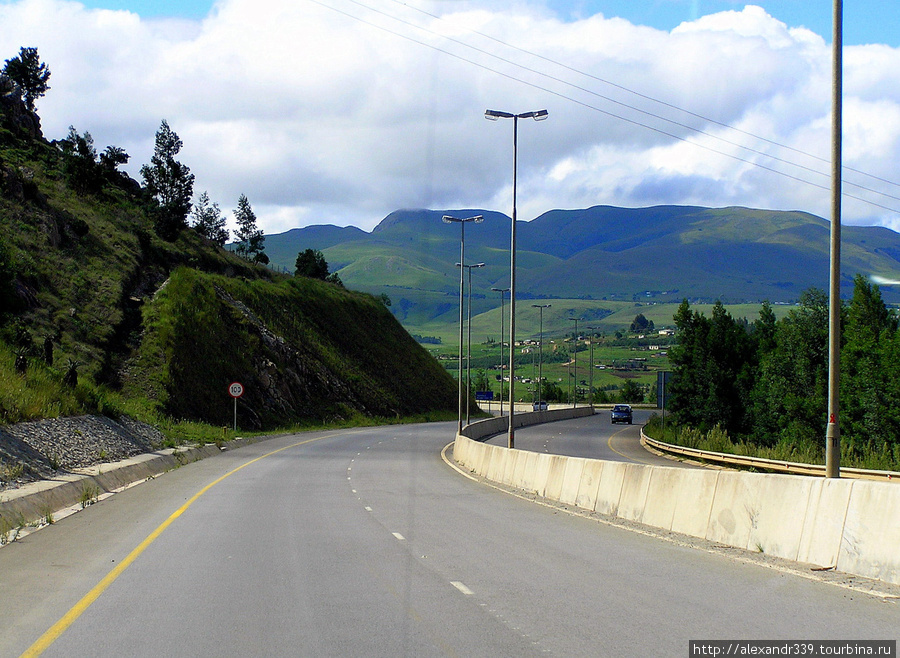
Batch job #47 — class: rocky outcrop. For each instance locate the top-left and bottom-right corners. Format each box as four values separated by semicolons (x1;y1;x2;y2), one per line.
213;285;373;425
0;75;42;140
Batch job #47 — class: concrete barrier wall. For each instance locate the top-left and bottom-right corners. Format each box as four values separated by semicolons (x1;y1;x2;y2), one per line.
453;422;900;586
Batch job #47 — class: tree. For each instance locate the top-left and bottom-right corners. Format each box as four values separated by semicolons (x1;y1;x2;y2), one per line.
2;47;50;112
750;288;830;448
99;145;129;172
59;127;130;195
294;248;329;279
472;369;492;393
233;194;265;260
190;191;229;246
620;379;644;403
840;275;900;455
60;126;101;195
541;381;564;402
630;313;654;333
668;300;755;434
140;120;194;241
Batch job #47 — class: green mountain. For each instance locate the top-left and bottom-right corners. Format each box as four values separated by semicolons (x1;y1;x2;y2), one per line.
264;206;900;334
0;93;457;432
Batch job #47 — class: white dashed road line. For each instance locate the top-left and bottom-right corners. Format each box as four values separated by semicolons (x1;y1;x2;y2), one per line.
450;581;473;596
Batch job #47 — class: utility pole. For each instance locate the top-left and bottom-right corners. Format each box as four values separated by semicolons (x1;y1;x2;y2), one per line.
826;0;842;478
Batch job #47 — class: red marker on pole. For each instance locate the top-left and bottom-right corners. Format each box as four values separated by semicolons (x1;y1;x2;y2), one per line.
229;382;244;431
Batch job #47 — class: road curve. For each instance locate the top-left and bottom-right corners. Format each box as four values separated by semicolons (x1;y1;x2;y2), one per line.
485;408;693;466
1;422;895;657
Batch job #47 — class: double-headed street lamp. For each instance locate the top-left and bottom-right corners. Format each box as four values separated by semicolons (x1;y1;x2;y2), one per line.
491;287;509;417
532;304;551;407
459;261;486;426
485;108;548;448
442;214;483;434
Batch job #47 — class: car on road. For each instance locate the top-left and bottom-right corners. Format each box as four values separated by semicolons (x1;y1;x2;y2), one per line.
533;400;549;411
610;404;633;424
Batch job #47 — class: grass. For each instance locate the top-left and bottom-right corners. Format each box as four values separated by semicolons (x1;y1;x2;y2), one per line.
0;512;26;545
644;415;900;472
0;458;24;483
80;482;100;509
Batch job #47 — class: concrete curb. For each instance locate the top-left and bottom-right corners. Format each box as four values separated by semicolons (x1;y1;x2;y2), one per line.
0;437;259;533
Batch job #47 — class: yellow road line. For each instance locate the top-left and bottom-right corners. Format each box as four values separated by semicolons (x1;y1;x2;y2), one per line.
606;426;654;465
21;432;345;657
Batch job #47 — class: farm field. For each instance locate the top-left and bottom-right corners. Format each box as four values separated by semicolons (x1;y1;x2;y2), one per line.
415;301;801;404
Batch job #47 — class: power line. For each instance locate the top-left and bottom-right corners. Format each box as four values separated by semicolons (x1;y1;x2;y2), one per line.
389;0;900;195
307;0;900;215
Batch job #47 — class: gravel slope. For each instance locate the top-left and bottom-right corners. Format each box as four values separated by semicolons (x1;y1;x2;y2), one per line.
0;416;166;490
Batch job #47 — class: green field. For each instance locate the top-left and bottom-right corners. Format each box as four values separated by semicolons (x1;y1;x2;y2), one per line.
413;300;802;403
427;334;670;403
409;300;796;344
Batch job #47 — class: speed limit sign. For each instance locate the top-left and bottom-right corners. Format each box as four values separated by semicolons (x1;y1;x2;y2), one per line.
228;382;244;432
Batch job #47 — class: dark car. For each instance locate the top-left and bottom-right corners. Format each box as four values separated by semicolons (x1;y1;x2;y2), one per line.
610;404;633;424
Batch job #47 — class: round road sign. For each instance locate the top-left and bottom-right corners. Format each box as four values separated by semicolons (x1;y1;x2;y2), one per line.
228;382;244;398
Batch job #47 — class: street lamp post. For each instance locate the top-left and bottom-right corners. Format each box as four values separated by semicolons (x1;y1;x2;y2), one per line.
532;304;550;407
459;262;486;426
442;214;483;435
569;318;579;408
586;326;595;411
492;287;509;417
485;108;548;448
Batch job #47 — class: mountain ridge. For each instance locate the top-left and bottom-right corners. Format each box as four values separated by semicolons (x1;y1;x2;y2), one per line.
263;205;900;328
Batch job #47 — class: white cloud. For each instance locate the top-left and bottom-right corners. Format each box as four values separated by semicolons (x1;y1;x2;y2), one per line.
2;0;900;235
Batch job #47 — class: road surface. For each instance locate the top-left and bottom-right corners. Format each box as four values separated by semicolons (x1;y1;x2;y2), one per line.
485;407;690;466
1;421;896;656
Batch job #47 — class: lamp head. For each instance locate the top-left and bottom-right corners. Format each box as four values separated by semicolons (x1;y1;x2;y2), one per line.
485;109;513;120
443;214;483;224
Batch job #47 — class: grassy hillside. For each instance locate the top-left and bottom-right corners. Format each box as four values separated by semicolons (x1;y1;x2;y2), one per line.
265;206;900;336
123;268;458;428
0;95;457;434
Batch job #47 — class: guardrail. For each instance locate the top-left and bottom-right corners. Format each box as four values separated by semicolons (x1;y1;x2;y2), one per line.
641;430;897;482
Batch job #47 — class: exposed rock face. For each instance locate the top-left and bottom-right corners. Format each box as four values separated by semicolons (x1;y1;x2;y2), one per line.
213;285;372;427
0;75;43;140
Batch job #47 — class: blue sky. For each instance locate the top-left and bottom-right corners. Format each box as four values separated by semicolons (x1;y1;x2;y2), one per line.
3;0;900;234
76;1;898;47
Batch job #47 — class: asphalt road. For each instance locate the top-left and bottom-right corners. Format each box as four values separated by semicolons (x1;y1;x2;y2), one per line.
1;421;896;657
485;408;693;466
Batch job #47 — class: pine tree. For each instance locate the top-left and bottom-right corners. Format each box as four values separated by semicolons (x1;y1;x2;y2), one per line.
191;191;229;246
233;194;264;260
140;120;194;241
2;47;50;112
